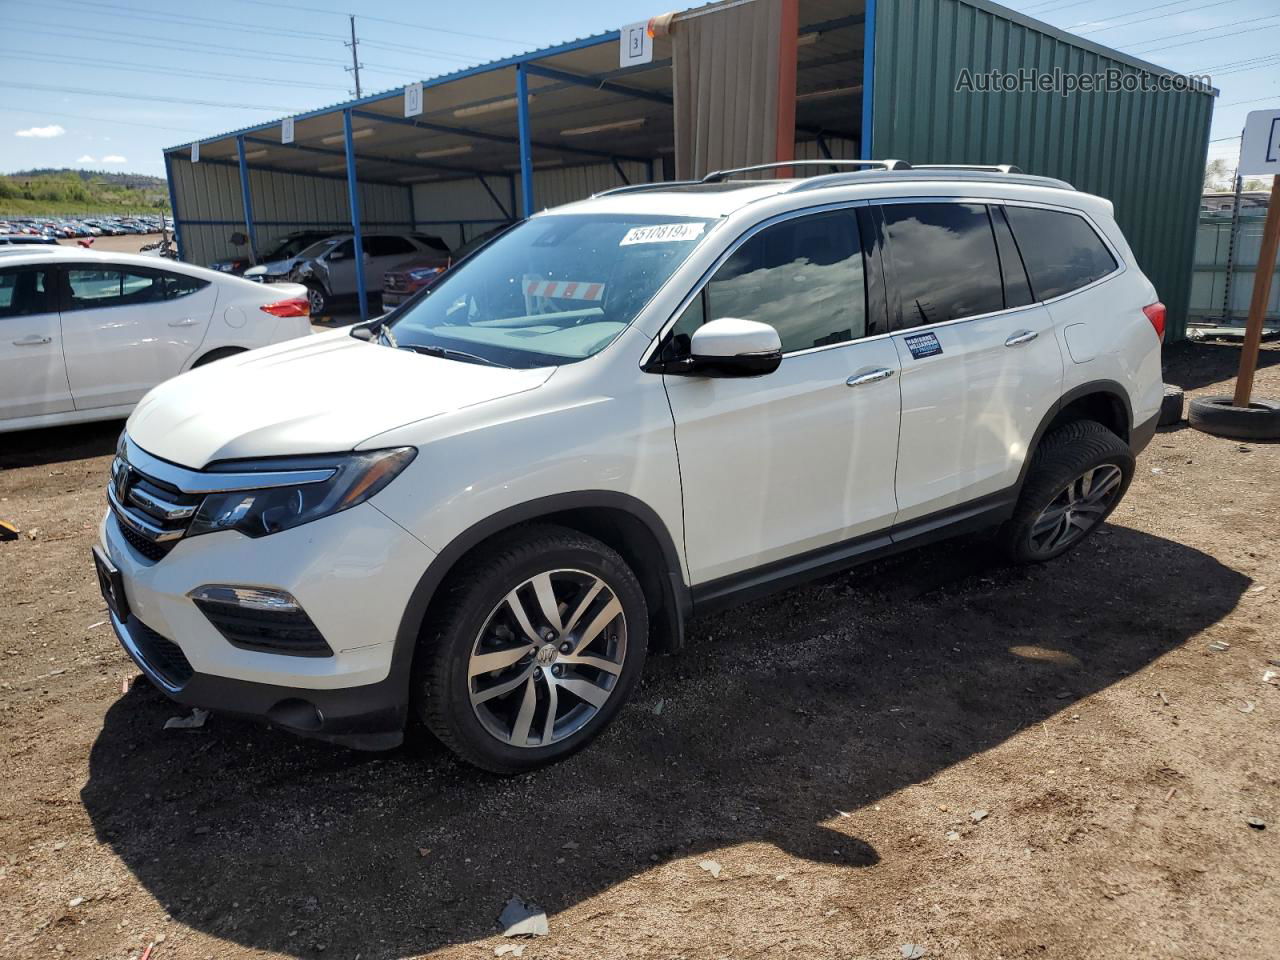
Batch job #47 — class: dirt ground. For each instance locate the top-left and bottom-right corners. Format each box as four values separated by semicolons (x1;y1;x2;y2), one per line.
0;340;1277;960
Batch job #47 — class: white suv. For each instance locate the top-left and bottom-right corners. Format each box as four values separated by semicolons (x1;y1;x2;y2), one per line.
95;161;1165;773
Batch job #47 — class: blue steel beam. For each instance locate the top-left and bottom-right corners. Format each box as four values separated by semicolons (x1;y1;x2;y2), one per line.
348;110;649;164
242;135;477;176
235;136;259;264
521;64;673;106
515;64;534;216
343;109;368;322
163;150;185;261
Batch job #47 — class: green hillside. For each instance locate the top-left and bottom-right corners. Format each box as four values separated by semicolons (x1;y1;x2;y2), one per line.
0;169;170;217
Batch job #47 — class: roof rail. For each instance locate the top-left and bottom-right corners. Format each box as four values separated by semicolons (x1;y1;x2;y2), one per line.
700;159;912;183
594;180;703;198
910;163;1024;174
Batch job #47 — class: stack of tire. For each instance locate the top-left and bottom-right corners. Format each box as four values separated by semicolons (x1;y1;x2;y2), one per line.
1188;394;1280;439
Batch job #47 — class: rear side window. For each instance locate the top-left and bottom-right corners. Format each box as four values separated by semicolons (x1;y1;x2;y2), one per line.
1003;206;1118;300
671;210;868;355
881;203;1005;327
65;268;208;310
366;236;416;257
0;267;55;317
415;234;451;253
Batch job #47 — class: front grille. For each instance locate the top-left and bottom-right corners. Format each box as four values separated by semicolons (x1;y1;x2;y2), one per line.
130;616;194;687
108;453;203;562
192;599;333;657
384;272;407;292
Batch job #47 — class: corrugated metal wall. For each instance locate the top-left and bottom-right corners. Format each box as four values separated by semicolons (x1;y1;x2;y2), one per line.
871;0;1214;340
410;160;652;248
169;157;411;265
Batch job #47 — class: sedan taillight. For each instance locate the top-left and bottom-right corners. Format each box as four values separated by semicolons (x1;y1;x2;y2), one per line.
259;297;310;318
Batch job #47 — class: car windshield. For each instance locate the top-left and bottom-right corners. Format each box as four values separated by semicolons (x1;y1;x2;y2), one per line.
385;214;714;369
296;238;340;260
265;234;323;260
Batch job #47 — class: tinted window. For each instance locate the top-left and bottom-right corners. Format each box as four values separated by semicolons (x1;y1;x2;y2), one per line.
991;206;1033;309
0;267;55;317
1004;206;1118;300
366;235;416;257
66;268;207;310
671;210;867;355
414;234;451;253
882;203;1004;327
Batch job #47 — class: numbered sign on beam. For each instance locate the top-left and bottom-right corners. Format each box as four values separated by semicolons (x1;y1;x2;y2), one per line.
620;21;652;68
1240;110;1280;176
405;82;424;118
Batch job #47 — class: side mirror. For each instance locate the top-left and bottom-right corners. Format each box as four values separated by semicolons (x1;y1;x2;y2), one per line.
681;317;782;377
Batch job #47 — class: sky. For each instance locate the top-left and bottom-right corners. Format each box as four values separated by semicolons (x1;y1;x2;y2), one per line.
0;0;1277;178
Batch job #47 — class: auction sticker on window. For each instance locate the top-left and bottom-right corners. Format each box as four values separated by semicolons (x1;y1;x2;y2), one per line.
620;223;706;245
903;331;943;359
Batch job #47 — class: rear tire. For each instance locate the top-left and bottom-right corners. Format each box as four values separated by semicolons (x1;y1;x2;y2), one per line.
306;284;328;317
1188;395;1280;440
413;524;648;774
999;420;1135;564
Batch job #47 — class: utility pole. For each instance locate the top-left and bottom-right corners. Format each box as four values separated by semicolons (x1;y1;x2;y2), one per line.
345;14;362;98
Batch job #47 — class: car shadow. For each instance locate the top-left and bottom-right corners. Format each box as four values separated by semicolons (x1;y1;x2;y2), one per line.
81;526;1248;958
1163;338;1280;393
0;419;122;471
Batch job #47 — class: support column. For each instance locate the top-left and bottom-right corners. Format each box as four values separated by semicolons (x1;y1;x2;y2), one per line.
774;0;799;176
162;151;185;261
235;136;258;265
860;0;878;160
343;109;368;322
515;64;535;217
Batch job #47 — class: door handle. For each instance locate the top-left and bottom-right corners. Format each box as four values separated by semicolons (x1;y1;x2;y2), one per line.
167;318;200;327
846;367;896;387
1005;330;1039;347
12;335;52;346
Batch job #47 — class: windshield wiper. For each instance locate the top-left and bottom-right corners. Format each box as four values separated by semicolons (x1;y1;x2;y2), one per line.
398;343;508;368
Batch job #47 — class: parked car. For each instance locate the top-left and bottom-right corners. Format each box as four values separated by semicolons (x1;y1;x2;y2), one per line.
209;229;338;276
0;249;312;434
244;232;448;315
96;164;1163;772
380;224;518;308
0;234;59;245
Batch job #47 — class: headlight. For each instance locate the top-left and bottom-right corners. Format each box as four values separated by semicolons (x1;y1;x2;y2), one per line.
407;267;445;282
187;448;416;539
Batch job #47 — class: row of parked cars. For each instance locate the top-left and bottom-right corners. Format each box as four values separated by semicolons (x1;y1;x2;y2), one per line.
1;215;169;240
212;225;510;315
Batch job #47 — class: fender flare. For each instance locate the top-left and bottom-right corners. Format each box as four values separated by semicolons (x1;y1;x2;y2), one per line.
387;491;690;712
1016;379;1133;489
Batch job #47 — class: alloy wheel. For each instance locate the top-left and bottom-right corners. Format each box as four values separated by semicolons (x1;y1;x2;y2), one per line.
1028;463;1123;555
467;569;626;748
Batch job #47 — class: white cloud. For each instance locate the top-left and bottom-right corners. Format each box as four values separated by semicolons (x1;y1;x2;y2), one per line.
16;124;66;139
101;155;127;164
77;154;96;163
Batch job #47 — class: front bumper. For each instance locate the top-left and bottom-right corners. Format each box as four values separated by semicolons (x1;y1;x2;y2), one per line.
99;501;436;750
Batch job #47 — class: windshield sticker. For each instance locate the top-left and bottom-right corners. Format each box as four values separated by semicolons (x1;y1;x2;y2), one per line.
524;280;606;301
619;223;706;246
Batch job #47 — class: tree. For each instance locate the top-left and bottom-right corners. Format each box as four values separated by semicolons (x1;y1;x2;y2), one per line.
1204;158;1232;191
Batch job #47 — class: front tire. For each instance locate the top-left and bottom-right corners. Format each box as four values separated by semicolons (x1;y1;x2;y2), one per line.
306;283;329;317
414;525;648;774
1000;420;1135;564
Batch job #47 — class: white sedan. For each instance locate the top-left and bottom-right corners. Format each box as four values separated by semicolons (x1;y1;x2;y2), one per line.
0;248;313;433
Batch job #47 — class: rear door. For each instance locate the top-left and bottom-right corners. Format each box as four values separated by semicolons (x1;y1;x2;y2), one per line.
59;264;216;410
0;263;72;421
363;235;419;290
877;200;1063;526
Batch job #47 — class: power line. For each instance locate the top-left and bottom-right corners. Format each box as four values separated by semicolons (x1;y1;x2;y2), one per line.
346;14;363;98
1136;21;1280;54
0;105;205;135
1127;12;1280;49
0;81;304;113
6;52;349;91
214;0;526;46
1073;0;1243;34
357;38;495;64
38;0;344;44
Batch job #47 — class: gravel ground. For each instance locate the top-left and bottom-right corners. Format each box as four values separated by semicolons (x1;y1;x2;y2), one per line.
0;339;1277;960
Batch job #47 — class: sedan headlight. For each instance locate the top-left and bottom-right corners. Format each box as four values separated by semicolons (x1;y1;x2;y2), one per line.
407;266;445;282
187;448;416;539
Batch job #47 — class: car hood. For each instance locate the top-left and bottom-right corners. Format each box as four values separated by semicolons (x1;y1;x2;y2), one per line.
244;257;295;277
126;330;555;468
